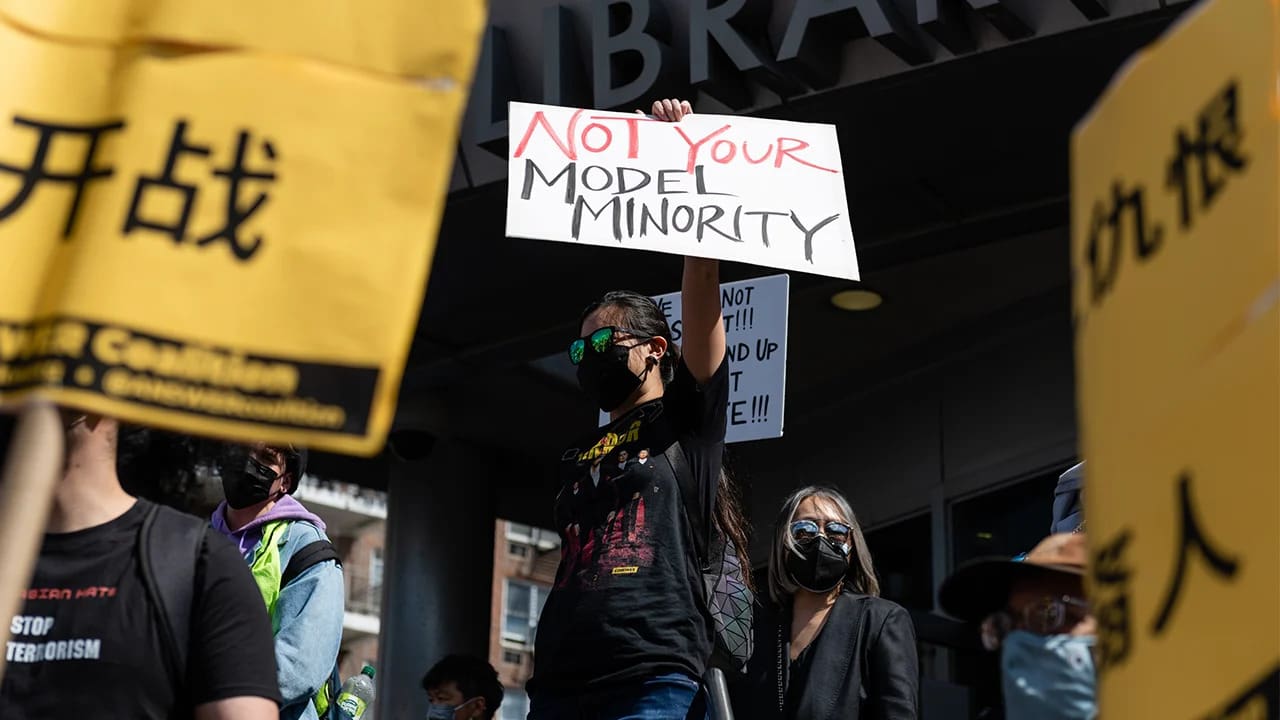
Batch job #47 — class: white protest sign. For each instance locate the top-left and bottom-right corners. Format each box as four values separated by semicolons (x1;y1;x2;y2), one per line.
599;274;788;443
506;102;859;281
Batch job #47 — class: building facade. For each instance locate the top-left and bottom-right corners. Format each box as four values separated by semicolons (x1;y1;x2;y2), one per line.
489;520;560;720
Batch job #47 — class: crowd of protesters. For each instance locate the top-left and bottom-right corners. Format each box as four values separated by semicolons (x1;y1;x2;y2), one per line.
0;98;1102;720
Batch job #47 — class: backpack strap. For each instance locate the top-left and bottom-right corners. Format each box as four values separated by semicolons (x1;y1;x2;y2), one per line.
664;442;708;566
281;539;341;588
138;501;205;688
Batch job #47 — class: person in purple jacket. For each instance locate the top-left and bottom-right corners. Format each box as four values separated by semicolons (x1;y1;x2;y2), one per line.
211;443;345;720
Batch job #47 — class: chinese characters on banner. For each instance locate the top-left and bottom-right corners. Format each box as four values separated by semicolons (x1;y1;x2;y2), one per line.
505;102;860;281
0;2;486;456
1071;0;1279;717
599;274;789;443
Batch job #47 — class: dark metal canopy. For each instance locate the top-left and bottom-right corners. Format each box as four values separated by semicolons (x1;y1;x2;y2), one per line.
309;4;1187;532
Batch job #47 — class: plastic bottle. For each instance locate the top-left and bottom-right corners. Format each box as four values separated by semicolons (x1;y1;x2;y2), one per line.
335;664;376;720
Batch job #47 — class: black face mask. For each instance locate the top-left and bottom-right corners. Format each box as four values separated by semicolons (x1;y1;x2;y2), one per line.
785;535;851;593
221;457;283;510
577;343;647;413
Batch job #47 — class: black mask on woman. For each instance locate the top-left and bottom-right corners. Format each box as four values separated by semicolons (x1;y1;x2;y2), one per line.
221;457;282;510
577;343;647;412
786;535;851;593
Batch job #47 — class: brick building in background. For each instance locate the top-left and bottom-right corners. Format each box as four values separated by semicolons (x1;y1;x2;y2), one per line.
489;521;559;720
295;477;388;688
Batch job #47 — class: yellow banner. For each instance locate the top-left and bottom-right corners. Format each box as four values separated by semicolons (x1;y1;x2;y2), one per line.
0;5;484;456
1072;0;1280;716
0;0;480;78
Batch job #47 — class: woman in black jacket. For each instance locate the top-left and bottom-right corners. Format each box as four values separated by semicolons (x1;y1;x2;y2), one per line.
734;486;919;720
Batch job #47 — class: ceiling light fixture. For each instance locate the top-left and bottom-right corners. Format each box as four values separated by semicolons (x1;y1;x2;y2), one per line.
830;287;883;311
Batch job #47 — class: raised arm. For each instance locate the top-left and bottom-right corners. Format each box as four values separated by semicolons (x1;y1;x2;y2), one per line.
681;257;725;383
645;98;727;384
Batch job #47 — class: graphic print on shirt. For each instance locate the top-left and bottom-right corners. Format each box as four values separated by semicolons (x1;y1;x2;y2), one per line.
556;405;667;591
6;608;104;664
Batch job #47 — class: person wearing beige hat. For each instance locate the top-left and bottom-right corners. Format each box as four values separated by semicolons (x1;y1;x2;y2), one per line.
938;533;1097;720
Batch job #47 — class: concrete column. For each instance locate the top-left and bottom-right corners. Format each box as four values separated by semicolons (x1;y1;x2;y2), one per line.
376;438;495;720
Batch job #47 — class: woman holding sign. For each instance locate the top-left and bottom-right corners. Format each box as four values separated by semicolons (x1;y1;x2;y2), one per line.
527;100;754;720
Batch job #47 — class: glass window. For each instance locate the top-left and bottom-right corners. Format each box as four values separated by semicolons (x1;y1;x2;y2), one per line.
502;581;550;645
508;542;530;558
864;512;933;611
951;470;1062;568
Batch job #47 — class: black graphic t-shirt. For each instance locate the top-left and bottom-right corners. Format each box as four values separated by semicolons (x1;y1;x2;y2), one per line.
530;357;729;693
0;500;280;719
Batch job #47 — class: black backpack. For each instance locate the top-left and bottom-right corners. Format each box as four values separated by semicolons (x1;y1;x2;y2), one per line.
663;444;755;673
136;502;343;718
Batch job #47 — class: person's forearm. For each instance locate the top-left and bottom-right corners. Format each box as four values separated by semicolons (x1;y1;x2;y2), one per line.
196;696;278;720
681;256;725;383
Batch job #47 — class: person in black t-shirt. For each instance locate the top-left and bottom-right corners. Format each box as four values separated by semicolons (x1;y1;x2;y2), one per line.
0;411;280;720
528;96;755;720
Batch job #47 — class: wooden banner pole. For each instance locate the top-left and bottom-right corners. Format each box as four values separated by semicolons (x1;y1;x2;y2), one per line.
0;401;63;683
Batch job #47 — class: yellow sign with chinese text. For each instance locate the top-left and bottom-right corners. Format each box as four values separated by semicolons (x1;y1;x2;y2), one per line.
0;0;478;79
0;3;485;456
1072;0;1280;716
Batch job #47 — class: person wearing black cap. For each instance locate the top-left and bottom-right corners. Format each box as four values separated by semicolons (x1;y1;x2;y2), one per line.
211;443;345;720
938;533;1097;720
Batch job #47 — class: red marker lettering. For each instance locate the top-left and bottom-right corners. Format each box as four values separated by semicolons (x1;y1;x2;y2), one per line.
581;122;613;153
675;124;732;173
512;108;584;160
711;139;737;164
775;137;839;174
742;141;774;165
589;115;648;158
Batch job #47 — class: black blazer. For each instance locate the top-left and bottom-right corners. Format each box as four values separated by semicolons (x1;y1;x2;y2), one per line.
731;589;920;720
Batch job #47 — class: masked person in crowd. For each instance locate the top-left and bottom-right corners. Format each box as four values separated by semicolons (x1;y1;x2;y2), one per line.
938;533;1096;720
527;97;755;720
0;411;279;720
211;443;345;720
734;486;918;720
421;654;504;720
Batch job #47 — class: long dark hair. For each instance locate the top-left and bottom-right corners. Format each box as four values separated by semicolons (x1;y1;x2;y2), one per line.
580;290;755;591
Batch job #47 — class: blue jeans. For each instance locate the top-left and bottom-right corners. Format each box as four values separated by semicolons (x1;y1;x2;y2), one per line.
529;673;708;720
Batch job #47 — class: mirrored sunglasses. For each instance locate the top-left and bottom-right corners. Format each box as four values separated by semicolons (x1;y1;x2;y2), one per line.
568;326;649;365
790;519;852;546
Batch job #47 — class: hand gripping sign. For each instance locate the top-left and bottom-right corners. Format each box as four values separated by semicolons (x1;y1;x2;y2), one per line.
0;0;486;457
506;102;860;281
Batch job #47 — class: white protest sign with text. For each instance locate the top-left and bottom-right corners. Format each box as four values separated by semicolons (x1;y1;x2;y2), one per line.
507;102;858;281
600;274;788;443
